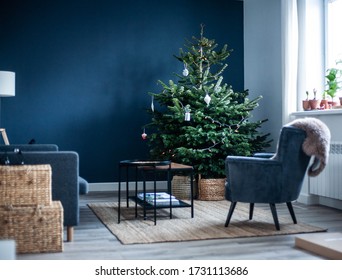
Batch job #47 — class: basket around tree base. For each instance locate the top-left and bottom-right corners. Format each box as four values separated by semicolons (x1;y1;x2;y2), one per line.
0;201;63;254
171;175;197;200
198;176;226;201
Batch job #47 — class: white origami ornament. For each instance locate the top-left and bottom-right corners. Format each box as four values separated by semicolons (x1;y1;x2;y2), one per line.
184;106;191;121
182;63;189;76
151;96;154;112
185;112;191;121
204;93;211;106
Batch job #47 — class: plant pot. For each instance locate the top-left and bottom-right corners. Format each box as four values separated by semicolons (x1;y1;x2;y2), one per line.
302;100;311;111
328;101;338;108
309;99;320;110
198;175;225;201
320;99;329;109
171;175;197;200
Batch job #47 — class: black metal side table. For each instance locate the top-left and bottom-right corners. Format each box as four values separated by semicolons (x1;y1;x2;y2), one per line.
118;160;194;225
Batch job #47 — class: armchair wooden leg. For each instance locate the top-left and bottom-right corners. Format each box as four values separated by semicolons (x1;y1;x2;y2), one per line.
286;202;297;224
249;203;254;220
269;203;280;230
67;226;74;242
225;202;237;227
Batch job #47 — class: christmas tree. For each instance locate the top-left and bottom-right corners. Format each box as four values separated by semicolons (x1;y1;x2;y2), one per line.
144;25;271;179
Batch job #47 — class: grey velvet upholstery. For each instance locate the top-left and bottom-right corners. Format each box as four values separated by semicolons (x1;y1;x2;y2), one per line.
225;126;311;230
0;144;58;152
0;144;89;241
79;176;89;195
0;144;89;194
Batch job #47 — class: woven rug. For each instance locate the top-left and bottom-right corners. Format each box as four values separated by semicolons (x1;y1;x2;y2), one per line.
87;200;326;245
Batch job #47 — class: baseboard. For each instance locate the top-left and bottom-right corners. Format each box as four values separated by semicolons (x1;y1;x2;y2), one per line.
89;181;168;192
298;193;342;210
297;193;319;205
89;183;342;210
317;196;342;211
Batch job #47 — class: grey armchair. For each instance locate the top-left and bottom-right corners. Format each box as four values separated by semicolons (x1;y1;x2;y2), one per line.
224;125;312;230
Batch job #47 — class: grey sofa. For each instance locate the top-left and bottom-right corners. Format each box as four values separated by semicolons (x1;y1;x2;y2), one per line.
0;144;88;242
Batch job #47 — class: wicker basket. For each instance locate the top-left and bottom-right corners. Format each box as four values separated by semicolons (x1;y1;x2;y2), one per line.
171;175;196;200
0;201;63;254
198;177;226;201
0;164;52;206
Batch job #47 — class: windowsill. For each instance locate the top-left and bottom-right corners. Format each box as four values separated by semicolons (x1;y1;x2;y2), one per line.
291;108;342;117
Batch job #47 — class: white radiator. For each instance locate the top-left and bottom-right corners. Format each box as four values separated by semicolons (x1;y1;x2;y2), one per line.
309;142;342;200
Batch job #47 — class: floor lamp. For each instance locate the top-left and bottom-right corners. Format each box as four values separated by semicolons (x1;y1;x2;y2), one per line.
0;71;15;145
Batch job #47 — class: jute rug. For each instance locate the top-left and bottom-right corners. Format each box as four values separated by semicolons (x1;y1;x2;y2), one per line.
87;200;326;245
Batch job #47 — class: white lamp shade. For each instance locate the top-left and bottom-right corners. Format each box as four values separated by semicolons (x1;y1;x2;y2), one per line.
0;71;15;97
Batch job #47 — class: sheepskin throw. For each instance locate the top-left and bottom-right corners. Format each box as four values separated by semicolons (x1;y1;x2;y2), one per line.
287;117;331;177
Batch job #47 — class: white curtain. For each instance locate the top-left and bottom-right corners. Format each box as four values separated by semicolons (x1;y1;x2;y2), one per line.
281;0;299;124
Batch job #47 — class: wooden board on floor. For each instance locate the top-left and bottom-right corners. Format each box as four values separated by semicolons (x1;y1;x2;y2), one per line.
295;232;342;259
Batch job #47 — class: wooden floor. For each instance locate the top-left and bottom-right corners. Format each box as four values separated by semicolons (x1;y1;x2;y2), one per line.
17;191;342;260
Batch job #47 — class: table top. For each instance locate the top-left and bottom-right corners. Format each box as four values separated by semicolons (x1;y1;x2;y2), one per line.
154;162;193;171
119;159;171;166
138;162;193;172
119;160;193;171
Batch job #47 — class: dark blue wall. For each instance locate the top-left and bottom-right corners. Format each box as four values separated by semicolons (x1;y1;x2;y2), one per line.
0;0;243;183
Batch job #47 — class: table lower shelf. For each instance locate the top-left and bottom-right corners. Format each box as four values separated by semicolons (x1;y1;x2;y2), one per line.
129;196;192;209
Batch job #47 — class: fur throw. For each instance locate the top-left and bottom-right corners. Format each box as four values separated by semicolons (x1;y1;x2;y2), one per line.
287;117;331;177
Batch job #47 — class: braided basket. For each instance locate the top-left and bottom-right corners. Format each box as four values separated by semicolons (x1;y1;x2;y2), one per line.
198;176;226;201
171;175;196;200
0;165;52;206
0;201;63;253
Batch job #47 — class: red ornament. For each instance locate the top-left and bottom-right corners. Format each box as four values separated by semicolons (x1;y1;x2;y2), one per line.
141;132;147;140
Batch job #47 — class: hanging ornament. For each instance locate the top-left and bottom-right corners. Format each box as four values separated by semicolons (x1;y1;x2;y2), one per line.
185;111;191;121
182;63;189;76
204;93;211;106
184;106;191;121
141;128;147;140
151;95;154;112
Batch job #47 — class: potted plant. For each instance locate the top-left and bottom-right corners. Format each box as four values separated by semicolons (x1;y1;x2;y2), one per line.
302;91;311;111
320;90;329;109
309;88;320;110
144;26;271;200
325;60;342;106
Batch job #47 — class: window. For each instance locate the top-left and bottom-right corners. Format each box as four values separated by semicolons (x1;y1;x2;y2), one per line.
296;0;325;105
325;0;342;69
296;0;342;111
